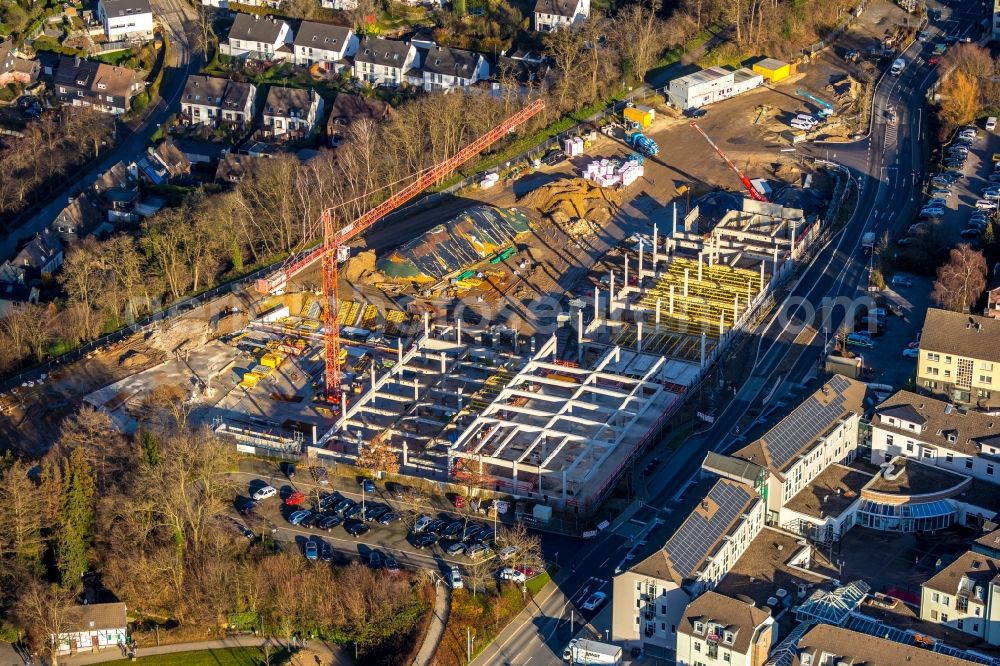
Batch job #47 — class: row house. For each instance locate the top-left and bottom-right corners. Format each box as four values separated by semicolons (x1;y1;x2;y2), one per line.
54;56;145;115
352;37;419;87
533;0;590;31
293;21;357;71
676;592;775;666
97;0;154;41
421;45;488;92
325;92;393;147
180;75;257;127
221;14;292;61
262;86;324;138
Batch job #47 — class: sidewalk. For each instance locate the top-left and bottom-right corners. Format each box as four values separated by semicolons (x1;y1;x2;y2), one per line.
411;580;451;666
59;637;316;666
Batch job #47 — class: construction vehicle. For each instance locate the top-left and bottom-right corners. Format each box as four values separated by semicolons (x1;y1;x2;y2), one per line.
688;121;768;202
794;88;835;117
256;100;545;404
625;130;659;157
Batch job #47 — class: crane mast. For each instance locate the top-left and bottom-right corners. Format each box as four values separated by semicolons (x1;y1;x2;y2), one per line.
688;121;768;202
320;99;546;404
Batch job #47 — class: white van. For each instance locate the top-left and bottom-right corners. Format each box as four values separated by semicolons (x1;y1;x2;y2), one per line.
891;58;905;75
790;119;814;131
987;117;998;131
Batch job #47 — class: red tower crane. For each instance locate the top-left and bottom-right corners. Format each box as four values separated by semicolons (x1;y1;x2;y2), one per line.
688;121;768;202
255;99;545;405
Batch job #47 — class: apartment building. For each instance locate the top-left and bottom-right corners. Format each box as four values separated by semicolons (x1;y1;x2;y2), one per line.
97;0;153;41
293;21;356;71
352;37;418;87
533;0;590;31
221;14;292;61
919;549;1000;643
918;308;1000;410
794;624;971;666
727;375;866;527
675;592;775;666
611;479;764;656
180;75;257;127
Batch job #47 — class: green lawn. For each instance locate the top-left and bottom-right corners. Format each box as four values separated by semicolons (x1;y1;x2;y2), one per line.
103;647;275;666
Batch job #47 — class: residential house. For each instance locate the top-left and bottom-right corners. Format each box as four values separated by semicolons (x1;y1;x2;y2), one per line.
675;592;775;666
421;45;488;92
491;54;554;98
172;138;228;164
214;152;260;184
50;193;109;243
92;160;139;222
320;0;359;8
986;267;1000;319
97;0;154;41
293;21;356;71
180;75;257;127
352;37;418;87
533;0;589;32
610;478;764;656
325;92;393;147
54;56;145;115
134;140;192;185
920;549;1000;643
918;308;1000;410
0;284;40;316
221;14;292;61
725;375;866;530
0;39;40;86
794;624;971;666
10;229;65;281
262;86;324;138
53;602;128;654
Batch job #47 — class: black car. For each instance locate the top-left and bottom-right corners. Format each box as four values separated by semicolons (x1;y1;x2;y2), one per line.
344;520;371;537
541;149;567;167
426;519;447;535
386;482;406;500
320;541;333;562
378;511;401;526
413;534;438;549
462;525;485;542
476;528;495;544
385;556;400;572
684;107;707;119
237;500;258;516
318;493;340;511
363;504;390;522
299;512;319;529
369;551;382;569
343;502;363;519
283;462;296;479
441;520;464;537
332;498;355;514
317;514;343;531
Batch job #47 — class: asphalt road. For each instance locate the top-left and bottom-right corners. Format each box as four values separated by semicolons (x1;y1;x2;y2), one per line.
0;0;200;261
474;3;987;664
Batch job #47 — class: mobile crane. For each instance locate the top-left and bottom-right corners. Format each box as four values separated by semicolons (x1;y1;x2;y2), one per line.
688;121;768;202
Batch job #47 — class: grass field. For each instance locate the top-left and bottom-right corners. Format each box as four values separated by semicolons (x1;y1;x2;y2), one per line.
103;646;279;666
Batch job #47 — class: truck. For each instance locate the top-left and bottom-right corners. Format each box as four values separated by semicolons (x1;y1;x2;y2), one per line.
562;639;623;665
890;58;905;75
625;131;659;157
862;232;876;254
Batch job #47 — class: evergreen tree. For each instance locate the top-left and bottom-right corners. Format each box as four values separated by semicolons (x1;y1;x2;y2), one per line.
453;0;466;17
55;447;95;589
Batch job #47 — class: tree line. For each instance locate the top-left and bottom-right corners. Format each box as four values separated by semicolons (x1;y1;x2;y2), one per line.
0;406;430;665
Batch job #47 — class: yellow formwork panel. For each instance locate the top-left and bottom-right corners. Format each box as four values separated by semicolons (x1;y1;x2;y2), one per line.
360;304;378;329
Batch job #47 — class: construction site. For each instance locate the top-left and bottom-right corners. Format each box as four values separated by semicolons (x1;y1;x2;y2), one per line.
3;29;875;507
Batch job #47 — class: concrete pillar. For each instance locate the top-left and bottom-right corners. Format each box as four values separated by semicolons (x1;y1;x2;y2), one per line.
370;363;376;391
457;317;462;343
790;221;797;259
684;268;689;298
413;378;419;400
609;271;615;313
623;256;629;295
594;285;600;320
562;469;567;503
709;237;715;267
700;332;707;367
719;310;725;336
638;239;644;279
397;337;403;365
440;351;446;374
652;224;659;267
698;253;703;282
669;284;675;315
341;392;347;415
637;321;643;353
577;308;584;344
513;461;518;492
773;245;779;268
760;262;766;292
733;294;739;320
747;282;752;310
402;440;408;467
655;298;661;325
672;203;677;238
423;311;430;338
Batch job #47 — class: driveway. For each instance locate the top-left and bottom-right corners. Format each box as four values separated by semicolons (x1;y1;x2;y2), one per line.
0;0;200;261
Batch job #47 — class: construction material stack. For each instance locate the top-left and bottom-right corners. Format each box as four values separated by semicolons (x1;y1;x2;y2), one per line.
563;136;585;157
581;155;645;187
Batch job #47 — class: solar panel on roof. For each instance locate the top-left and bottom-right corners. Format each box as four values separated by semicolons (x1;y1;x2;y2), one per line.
763;382;850;469
663;481;752;579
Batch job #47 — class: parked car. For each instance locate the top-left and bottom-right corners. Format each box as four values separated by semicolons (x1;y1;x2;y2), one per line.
238;500;258;516
986;174;1000;183
363;504;390;522
943;159;965;169
902;348;919;359
413;515;434;534
310;466;330;485
498;546;519;561
499;567;527;584
896;237;914;247
304;540;319;561
317;514;343;531
976;200;998;210
441;521;464;537
462;525;485;542
288;510;312;526
359;478;376;493
475;528;495;544
930;189;952;198
369;551;382;569
344;520;370;537
378;512;401;525
426;519;448;535
385;556;400;573
318;493;340;512
321;541;332;562
333;498;356;514
283;463;296;479
928;56;940;65
453;495;466;509
582;592;607;611
413;534;438;549
919;208;945;218
252;485;277;501
683;107;707;118
925;198;947;208
541;149;567;167
961;228;983;239
447;541;467;556
988;117;998;131
891;275;913;288
343;503;364;519
449;566;464;589
386;482;407;499
465;542;493;560
846;332;874;349
284;491;306;506
909;223;930;235
299;512;319;529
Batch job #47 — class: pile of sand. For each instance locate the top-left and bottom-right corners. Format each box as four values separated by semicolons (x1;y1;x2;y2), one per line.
342;249;387;285
521;178;622;233
118;350;151;371
144;318;210;354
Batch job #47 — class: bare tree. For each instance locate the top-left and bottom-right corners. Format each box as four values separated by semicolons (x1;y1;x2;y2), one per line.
932;244;987;312
496;522;544;574
611;0;667;85
14;579;77;666
464;557;496;598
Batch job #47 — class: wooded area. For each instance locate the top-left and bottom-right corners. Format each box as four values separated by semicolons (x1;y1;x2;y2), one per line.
0;407;431;665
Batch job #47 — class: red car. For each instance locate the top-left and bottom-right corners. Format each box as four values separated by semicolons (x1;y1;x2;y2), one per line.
284;491;306;506
928;56;939;66
453;495;466;508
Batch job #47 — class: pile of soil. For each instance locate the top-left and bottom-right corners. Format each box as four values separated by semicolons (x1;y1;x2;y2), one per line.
521;178;622;234
342;249;387;285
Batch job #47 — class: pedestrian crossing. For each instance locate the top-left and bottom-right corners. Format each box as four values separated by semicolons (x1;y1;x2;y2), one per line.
884;120;897;146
